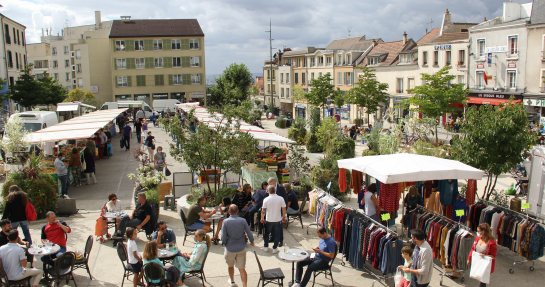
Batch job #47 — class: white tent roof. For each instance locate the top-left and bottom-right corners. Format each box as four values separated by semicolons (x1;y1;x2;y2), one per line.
56;102;96;112
175;104;295;144
337;153;484;184
26;109;126;143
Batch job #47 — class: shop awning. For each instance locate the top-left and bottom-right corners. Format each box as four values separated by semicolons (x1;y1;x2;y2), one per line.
26;109;126;143
467;97;522;105
56;102;96;112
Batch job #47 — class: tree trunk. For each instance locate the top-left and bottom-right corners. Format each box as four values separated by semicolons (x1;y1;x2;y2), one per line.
486;174;499;200
483;173;490;199
435;124;438;144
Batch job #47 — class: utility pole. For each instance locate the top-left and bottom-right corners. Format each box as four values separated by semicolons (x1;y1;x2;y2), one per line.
266;19;274;114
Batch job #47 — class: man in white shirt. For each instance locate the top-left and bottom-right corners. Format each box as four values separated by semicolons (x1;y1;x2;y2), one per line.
261;185;286;253
0;230;43;287
136;109;145;122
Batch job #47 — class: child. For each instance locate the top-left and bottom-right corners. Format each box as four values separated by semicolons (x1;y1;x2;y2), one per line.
126;228;143;287
143;120;148;132
397;246;413;287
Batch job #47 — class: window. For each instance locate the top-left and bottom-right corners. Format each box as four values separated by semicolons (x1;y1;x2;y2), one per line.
173;74;182;85
153;40;163;51
423;51;428;65
65;59;70;68
191;73;201;85
286;59;293;65
115;40;125;52
173;57;181;67
117;58;127;69
17;30;20;45
190;39;199;50
76;50;81;59
458;50;465;65
477;39;485;58
281;73;284;83
337;72;342;85
23;54;26;66
78;78;83;87
310;58;315;67
172;39;181;50
53;60;58;68
338;55;342;65
136;75;146;86
281;88;284;98
154;57;163;68
76;64;82;73
397;78;404;93
4;24;10;44
476;71;485;88
6;51;12;68
433;51;439;66
286;73;289;83
368;57;380;65
458;75;465;84
507;70;517;88
311;72;314;80
303;58;307;67
52;47;57;55
135;40;144;51
446;51;451;66
408;78;415;91
136;58;145;69
190;56;200;67
118;76;128;87
64;46;69;54
286;88;290;98
345;72;353;85
319;72;322;77
508;35;518;56
36;73;44;80
296;58;300;67
318;57;324;66
272;70;275;80
346;54;351;64
302;73;306;84
65;72;70;81
295;73;299;84
400;53;414;64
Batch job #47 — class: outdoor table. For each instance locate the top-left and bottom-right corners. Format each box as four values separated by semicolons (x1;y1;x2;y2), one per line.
241;166;278;190
278;248;309;287
158;248;179;264
207;214;226;236
28;244;62;280
103;211;127;232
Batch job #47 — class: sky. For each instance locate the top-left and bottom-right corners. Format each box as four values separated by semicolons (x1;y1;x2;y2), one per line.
3;0;508;75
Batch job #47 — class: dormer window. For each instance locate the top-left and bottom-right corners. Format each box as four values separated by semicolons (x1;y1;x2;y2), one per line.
368;57;380;66
400;53;414;64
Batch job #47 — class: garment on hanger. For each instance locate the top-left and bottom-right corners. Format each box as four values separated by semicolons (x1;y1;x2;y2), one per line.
439;179;459;206
350;170;363;194
378;182;399;213
465;179;477;206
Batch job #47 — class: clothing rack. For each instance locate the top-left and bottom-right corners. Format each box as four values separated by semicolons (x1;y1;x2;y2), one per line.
414;205;470;285
310;187;398;287
475;199;537;273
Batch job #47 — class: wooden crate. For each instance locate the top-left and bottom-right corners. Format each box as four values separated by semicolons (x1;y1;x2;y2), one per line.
158;182;172;202
268;166;278;172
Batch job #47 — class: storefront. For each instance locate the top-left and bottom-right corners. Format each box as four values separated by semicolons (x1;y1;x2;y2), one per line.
295;104;306;119
466;91;523;106
152;93;168;100
340;105;350;120
171;92;185;102
523;97;545;125
115;94;132;101
134;94;151;105
191;92;205;105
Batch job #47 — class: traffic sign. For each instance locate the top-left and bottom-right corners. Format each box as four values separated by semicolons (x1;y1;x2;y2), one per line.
334;114;341;122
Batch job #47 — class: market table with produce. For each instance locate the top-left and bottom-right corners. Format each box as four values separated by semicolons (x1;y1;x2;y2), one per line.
43;144;85;193
241;145;291;188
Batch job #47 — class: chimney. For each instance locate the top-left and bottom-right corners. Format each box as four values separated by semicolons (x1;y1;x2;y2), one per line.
483;17;487;22
372;39;377;46
42;28;44;37
95;11;101;29
403;31;407;45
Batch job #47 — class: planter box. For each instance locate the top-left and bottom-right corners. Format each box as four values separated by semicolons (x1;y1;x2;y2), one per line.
199;169;219;183
158;182;172;202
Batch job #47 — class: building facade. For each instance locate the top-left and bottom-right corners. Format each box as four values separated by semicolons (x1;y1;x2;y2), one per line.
523;0;545;123
1;13;28;113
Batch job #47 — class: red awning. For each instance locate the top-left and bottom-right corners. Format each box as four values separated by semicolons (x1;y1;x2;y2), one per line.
467;97;522;106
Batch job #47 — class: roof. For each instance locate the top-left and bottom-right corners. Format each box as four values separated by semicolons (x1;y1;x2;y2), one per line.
417;27;440;43
325;36;378;51
531;0;545;24
0;13;26;29
255;77;264;91
358;39;416;67
109;19;203;38
283;49;309;56
430;32;469;43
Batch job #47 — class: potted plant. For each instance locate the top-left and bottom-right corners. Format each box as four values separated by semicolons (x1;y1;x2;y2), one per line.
128;148;166;218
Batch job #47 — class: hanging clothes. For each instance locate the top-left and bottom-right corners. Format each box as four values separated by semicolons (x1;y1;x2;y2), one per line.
438;179;459;206
378;183;399;213
339;168;347;193
466;179;477;206
350;170;363;194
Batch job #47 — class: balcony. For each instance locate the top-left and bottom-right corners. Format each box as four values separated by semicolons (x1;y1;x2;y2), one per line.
326;63;332;67
473;85;486;90
317;63;324;67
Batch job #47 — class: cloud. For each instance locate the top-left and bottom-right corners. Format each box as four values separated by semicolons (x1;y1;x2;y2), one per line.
4;0;507;74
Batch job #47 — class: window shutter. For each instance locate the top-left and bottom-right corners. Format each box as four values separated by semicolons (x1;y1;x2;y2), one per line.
114;58;117;70
145;57;154;69
126;40;135;51
163;39;171;51
182;56;190;68
181;39;190;50
113;42;117;52
127;58;135;69
155;75;160;86
182;74;190;85
168;74;173;85
337;72;341;84
199;73;202;84
198;56;202;67
344;72;347;85
351;73;354;85
127;76;132;87
196;39;200;50
144;39;153;51
163;57;172;68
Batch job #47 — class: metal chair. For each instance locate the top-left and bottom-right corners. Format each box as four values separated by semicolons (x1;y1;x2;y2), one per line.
312;243;338;287
117;242;134;287
74;235;94;279
287;196;307;229
142;262;167;287
0;263;31;286
182;247;209;287
254;251;284;287
45;251;77;287
180;209;199;246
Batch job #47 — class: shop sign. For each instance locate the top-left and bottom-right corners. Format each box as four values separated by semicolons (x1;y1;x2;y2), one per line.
477;64;484;69
192;91;204;95
90;86;99;93
485;46;507;53
434;45;451;50
471;93;521;100
508;62;516;68
525;99;545;107
152;94;168;98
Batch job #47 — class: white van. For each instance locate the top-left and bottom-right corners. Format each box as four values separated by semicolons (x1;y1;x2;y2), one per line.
100;101;154;118
6;111;58;134
153;99;181;115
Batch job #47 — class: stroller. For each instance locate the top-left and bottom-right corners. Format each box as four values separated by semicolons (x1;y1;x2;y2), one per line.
94;206;112;243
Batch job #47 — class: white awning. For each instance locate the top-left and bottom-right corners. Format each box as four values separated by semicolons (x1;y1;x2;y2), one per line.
26;109;126;143
56;104;79;112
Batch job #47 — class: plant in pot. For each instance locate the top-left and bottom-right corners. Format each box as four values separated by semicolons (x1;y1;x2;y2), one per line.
127;148;166;218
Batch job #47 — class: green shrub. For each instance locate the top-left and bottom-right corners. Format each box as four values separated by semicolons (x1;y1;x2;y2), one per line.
354;118;364;126
187;185;237;207
145;187;160;204
288;127;307;143
275;118;287;128
362;149;378;157
2;175;58;219
252;109;263;120
305;132;323;153
327;135;355;159
311;157;351;200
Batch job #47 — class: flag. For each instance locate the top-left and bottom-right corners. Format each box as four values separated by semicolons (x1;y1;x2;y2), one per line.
483;71;488;85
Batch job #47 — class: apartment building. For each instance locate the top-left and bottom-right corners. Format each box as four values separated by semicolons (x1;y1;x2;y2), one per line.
1;13;28;113
281;47;316;118
263;58;278;110
27;42;51;81
110;17;206;105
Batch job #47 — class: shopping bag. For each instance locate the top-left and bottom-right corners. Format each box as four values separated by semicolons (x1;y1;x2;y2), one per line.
469;251;492;284
120;138;125;149
165;167;172;177
394;269;403;287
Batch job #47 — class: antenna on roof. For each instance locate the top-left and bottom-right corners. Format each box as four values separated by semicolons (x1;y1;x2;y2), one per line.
427;19;434;32
348;30;351;37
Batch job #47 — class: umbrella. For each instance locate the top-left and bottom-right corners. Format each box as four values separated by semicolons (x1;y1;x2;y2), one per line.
337;153;484;184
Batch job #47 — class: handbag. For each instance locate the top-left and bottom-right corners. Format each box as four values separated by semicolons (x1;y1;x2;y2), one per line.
151;143;156;150
120;138;125;149
25;202;37;222
165;167;171;176
469;251;492;284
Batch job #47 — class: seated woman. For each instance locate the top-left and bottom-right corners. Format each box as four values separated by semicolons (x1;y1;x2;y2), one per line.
106;193;123;225
143;241;184;286
211;197;231;244
174;229;210;278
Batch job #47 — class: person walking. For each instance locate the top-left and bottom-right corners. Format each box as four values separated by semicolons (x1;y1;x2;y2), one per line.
136;108;145;123
402;229;433;287
261;185;286;253
68;148;82;186
361;183;381;222
135;119;143;143
221;205;255;287
292;226;336;287
82;147;98;185
248;182;268;230
144;131;155;160
467;223;497;287
54;153;70;199
2;186;32;245
123;121;132;152
154;146;167;173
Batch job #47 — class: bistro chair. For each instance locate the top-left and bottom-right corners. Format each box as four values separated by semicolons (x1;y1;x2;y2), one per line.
254;251;284;287
311;243;338;287
286;196;307;229
45;251;77;287
180;209;199;246
142;262;167;287
74;235;94;279
117;242;134;287
0;263;31;286
182;248;209;287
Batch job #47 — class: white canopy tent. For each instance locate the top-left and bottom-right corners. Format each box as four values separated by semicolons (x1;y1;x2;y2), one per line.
26;109;126;143
175;104;295;144
337;153;484;184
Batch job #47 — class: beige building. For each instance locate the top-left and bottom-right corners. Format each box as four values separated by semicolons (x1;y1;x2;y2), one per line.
1;13;28;112
523;1;545;123
27;42;51;80
110;17;206;105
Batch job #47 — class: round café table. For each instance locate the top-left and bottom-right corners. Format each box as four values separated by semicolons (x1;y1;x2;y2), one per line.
103;211;127;232
207;214;226;236
28;244;62;282
278;248;309;287
157;248;180;264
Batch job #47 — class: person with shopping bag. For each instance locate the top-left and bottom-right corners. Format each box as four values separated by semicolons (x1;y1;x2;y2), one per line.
467;223;497;286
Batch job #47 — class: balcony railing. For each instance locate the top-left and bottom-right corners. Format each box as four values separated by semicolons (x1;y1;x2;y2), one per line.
473;85;486;90
317;63;324;67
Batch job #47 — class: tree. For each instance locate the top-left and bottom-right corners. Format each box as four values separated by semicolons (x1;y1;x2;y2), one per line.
9;65;45;108
451;100;535;200
333;89;346;111
292;85;306;103
0;116;29;166
304;73;335;110
288;143;311;181
208;63;254;107
316;117;340;152
39;76;66;110
64;89;102;108
402;66;468;143
348;66;389;124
